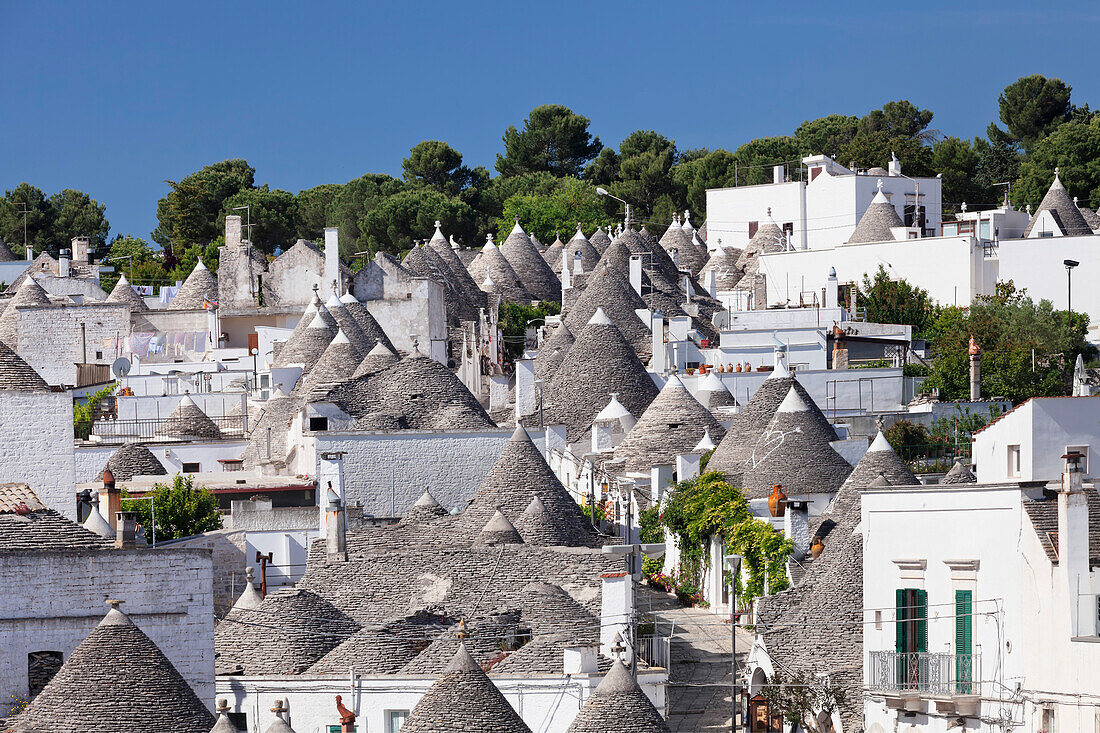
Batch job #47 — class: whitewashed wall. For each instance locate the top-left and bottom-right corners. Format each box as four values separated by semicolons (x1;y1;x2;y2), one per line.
0;390;76;516
0;548;214;717
15;303;131;386
972;397;1100;483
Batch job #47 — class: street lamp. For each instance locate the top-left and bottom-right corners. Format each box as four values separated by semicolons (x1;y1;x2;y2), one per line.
596;187;631;229
725;553;743;732
250;347;260;389
890;166;924;237
1065;259;1079;320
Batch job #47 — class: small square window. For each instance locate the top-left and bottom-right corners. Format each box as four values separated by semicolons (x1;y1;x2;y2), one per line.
228;713;247;730
95;351;103;360
181;462;201;473
1007;445;1021;478
386;710;410;733
309;416;329;432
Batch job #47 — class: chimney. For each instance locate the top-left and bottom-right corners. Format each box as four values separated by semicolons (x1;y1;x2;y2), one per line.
573;251;584;277
326;496;347;563
324;227;341;297
888;154;902;177
650;310;666;374
784;500;811;560
600;572;633;663
225;215;244;248
25;245;33;261
669;316;690;343
826;267;839;309
514;357;536;420
968;336;981;400
563;643;598;675
270;700;291;725
704;268;717;298
773;165;785;184
58;249;71;277
99;467;121;531
1059;451;1094;637
670;247;679;268
114;510;138;549
71;236;90;264
628;255;643;296
591;393;635;453
560;250;573;290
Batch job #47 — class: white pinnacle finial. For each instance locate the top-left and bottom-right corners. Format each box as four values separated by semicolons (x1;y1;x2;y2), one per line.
1074;196;1079;205
435;220;441;228
766;207;772;217
961;202;967;212
486;233;494;243
877;178;883;192
1055;166;1060;178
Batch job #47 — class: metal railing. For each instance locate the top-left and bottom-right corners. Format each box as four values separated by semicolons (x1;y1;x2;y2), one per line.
893;443;971;474
868;651;979;696
81;415;247;443
637;634;672;669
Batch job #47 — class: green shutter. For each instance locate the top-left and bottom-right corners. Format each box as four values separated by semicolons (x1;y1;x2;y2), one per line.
896;588;908;686
956;590;973;692
914;589;928;653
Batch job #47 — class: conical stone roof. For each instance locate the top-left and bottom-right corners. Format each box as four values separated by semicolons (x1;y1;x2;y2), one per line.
699;244;744;291
612;375;728;473
468;235;532;303
400;643;532;733
103;442;167;481
736;210;785;276
0;276;51;347
403;243;479;324
1079;204;1100;232
426;221;488;311
403;489;449;523
215;587;360;674
169;259;219;310
210;701;242;733
562;263;651;355
566;660;671;733
351;341;400;378
542;234;565;267
1023;169;1094;237
707;363;837;482
324;294;373;357
462;426;599;546
155;394;223;440
296;330;359;396
697;372;738;412
847;182;904;244
476;509;525;545
541;309;659;443
499;220;560;302
0;238;16;262
12;604;216;733
105;274;149;312
659;216;707;277
533;323;574;382
941;458;977;484
513;495;581;546
240;391;304;468
308;613;446;675
742;387;852;498
589;225;612;254
0;339;50;391
840;432;918;489
340;293;397;354
554;223;600;275
273;312;335;374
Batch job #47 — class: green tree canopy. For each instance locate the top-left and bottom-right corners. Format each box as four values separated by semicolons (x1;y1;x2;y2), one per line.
328;173;406;256
122;474;223;544
792;114;861;158
359;187;476;256
858;266;940;337
295;183;342;240
932;136;985;214
671;149;738;219
218;186;301;254
496;177;610;243
0;183;54;256
993;74;1073;151
496;104;602;178
923;283;1093;402
402;140;476;196
1013;118;1100;210
49;189;110;253
153;159;255;250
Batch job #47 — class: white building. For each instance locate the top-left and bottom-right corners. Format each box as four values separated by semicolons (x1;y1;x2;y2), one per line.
705;154;942;253
861;455;1100;732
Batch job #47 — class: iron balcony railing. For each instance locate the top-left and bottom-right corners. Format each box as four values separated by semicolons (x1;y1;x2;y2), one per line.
81;415;247;443
637;635;672;669
868;651;979;696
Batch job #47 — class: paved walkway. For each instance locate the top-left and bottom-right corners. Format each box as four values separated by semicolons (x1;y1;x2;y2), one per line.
644;594;753;731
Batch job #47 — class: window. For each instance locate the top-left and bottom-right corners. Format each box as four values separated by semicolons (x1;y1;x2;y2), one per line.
1008;445;1021;478
387;709;410;733
95;350;103;360
1067;446;1090;474
955;590;973;693
896;588;927;688
27;651;63;698
328;727;358;733
181;462;201;473
228;713;248;730
309;416;329;431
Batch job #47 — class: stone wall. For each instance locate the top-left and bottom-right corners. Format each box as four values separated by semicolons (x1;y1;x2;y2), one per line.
310;429;513;516
15;303;131;385
365;277;447;362
0;547;214;717
0;391;76;516
163;529;248;618
266;242;327;306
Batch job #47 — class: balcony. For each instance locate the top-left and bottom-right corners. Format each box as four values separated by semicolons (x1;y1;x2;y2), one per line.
868;651;981;714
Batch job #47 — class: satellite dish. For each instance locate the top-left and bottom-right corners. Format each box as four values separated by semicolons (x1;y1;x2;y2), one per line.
111;357;131;379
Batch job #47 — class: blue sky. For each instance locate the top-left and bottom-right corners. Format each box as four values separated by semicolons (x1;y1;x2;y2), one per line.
1;0;1096;240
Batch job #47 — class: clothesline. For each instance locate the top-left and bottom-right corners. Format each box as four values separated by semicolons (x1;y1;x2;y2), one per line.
125;331;209;357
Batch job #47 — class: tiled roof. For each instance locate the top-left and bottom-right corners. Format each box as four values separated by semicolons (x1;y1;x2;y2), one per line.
11;605;215;733
1023;486;1100;568
168;259;219;310
611;375;727;473
399;643;532;733
0;483;45;513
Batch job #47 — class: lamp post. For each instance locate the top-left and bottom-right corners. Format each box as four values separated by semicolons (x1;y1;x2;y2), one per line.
250;347;259;390
596;187;631;229
725;553;743;732
1065;259;1079;321
14;202;29;255
891;170;923;237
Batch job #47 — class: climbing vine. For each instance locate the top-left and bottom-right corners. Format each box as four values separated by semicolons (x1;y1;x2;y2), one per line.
657;471;793;607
